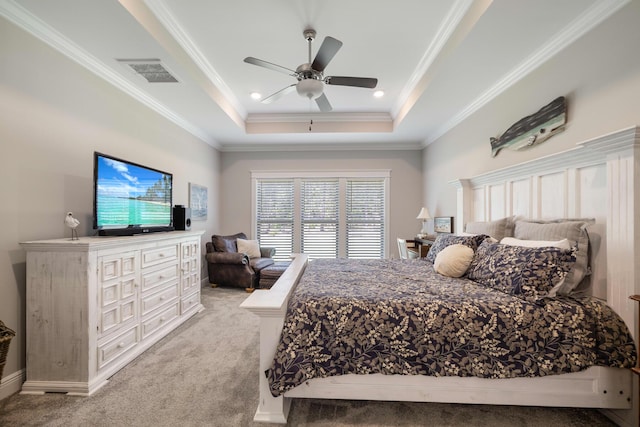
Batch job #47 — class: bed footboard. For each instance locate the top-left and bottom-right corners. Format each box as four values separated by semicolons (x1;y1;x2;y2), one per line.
239;254;309;423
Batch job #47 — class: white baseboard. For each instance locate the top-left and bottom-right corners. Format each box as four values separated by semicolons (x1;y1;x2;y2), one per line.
0;369;25;401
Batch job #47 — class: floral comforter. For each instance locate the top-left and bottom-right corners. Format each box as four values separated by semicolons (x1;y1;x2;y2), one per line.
267;258;637;397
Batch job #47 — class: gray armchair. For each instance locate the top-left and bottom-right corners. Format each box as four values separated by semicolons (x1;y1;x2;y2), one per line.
205;232;275;291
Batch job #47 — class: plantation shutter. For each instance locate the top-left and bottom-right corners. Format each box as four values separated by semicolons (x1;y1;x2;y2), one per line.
301;179;339;259
346;179;385;259
256;179;294;261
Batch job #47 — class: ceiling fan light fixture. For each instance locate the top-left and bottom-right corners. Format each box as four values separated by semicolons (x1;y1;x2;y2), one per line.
296;79;324;100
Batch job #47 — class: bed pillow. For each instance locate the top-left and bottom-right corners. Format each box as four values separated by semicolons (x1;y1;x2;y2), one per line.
464;217;515;242
434;244;475;277
466;240;576;302
237;238;261;259
500;236;571;250
514;219;593;296
426;233;489;263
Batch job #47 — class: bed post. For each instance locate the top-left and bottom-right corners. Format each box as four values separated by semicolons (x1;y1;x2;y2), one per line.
239;254;309;424
579;126;640;427
578;127;640;338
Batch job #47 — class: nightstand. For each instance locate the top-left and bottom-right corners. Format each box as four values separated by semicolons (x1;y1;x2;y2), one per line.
414;236;436;257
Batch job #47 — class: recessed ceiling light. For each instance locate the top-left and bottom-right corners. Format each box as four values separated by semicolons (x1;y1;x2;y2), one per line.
373;90;384;98
250;92;262;100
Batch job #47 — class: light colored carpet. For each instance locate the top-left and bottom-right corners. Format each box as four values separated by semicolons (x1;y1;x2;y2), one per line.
0;286;616;426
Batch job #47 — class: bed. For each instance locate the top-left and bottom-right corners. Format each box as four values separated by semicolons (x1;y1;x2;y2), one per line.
241;126;640;426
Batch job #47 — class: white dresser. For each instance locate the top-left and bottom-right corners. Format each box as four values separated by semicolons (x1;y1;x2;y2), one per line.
20;231;204;395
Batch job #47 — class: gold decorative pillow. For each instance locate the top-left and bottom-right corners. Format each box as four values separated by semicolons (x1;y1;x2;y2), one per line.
434;244;475;278
237;238;261;259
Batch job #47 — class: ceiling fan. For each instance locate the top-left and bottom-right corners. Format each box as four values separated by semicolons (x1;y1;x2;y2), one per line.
243;28;378;112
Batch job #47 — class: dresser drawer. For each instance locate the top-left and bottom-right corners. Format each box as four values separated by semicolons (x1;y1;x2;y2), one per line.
141;302;179;340
180;270;200;294
100;297;136;336
99;251;137;282
141;244;178;269
141;283;179;317
97;325;139;370
141;264;178;293
181;291;201;315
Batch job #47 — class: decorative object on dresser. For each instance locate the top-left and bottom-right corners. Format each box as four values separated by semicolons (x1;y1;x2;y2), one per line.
205;232;275;292
64;212;80;240
19;230;204;396
433;216;453;233
172;205;191;231
415;207;432;237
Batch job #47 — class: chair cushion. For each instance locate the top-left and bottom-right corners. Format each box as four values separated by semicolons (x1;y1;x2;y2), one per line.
212;232;247;252
250;257;274;272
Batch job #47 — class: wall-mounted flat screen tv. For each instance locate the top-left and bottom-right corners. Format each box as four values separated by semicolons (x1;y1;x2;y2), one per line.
93;152;174;236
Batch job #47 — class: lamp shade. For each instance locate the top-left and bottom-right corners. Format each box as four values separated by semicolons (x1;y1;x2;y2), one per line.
416;207;431;220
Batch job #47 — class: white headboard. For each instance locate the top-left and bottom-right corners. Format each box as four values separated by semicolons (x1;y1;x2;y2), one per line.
452;126;640;339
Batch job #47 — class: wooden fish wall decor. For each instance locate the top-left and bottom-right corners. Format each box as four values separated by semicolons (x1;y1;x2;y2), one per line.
490;96;567;157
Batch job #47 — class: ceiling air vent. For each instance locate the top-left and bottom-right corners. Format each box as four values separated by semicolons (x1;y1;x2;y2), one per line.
117;59;178;83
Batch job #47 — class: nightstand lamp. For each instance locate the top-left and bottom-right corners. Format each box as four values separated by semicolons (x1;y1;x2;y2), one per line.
416;207;432;238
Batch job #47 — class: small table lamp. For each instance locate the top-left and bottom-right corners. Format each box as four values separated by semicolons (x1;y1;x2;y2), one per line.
416;207;432;236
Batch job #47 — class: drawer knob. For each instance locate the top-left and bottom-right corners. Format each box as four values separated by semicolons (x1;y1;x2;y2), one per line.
118;342;125;348
160;317;165;322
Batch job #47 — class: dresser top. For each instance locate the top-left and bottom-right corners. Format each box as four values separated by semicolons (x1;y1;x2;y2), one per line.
21;230;204;252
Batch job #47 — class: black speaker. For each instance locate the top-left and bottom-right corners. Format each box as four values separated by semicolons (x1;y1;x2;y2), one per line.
173;206;191;231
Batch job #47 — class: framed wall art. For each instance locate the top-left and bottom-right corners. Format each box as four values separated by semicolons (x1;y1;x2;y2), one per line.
434;216;454;233
189;183;208;221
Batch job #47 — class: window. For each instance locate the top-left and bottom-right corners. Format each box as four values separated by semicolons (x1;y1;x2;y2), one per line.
346;179;385;259
301;180;339;258
255;179;294;260
253;171;389;260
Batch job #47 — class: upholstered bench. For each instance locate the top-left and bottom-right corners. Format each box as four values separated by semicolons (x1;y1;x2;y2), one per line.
258;262;291;289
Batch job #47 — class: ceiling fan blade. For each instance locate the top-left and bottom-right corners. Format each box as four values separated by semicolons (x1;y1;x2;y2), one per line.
311;36;343;72
315;93;332;112
244;57;296;76
261;84;296;104
325;76;378;89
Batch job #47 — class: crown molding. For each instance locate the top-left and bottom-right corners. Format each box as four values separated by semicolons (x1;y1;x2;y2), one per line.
392;0;474;119
425;0;631;146
219;140;423;153
0;0;218;148
143;0;246;118
245;112;392;124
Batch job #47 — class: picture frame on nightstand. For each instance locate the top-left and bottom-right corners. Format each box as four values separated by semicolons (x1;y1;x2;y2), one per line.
434;216;454;233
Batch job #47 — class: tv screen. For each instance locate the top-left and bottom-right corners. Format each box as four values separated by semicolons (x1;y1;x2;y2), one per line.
93;152;174;236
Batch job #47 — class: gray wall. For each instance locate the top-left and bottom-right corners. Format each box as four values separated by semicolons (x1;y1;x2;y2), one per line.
220;149;423;258
0;18;220;387
422;0;640;220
